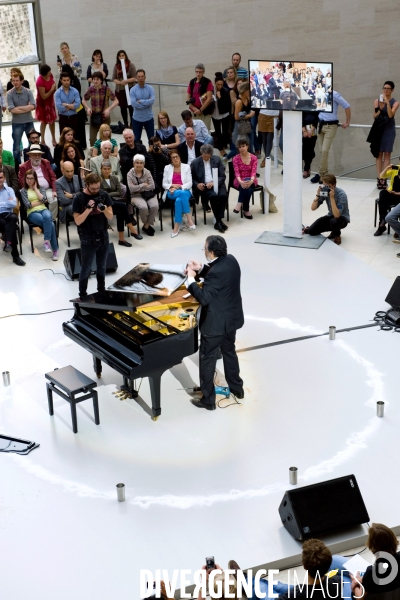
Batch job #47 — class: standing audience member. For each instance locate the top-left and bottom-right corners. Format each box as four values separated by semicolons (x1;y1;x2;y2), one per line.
23;129;56;171
0;84;6;137
302;111;319;178
374;163;400;236
225;82;255;162
18;144;57;215
90;141;123;183
177;127;202;165
191;144;228;232
304;173;350;245
55;73;81;138
6;68;30;91
127;155;157;236
92;123;119;157
83;72;119;147
118;129;148;184
35;64;57;146
372;81;399;189
129;69;155;143
212;73;231;158
99;159;142;245
86;49;108;85
156;111;180;150
147;135;170;191
0;168;25;266
311;90;351;183
72;172;113;299
20;169;59;260
56;161;82;222
56;64;87;150
6;71;35;168
223;53;248;80
57;42;82;79
232;138;258;219
186;63;214;130
223;66;238;92
258;107;277;167
162;150;196;238
0;137;15;167
54;127;84;176
178;110;214;145
112;50;137;128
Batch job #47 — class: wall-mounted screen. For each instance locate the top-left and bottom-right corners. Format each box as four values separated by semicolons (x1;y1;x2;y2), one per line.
248;61;333;112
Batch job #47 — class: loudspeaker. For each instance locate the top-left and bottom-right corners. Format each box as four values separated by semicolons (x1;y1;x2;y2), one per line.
63;243;118;280
279;475;369;541
385;277;400;309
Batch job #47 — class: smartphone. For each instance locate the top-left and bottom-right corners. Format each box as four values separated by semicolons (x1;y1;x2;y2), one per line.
57;55;61;63
380;94;384;102
206;556;215;570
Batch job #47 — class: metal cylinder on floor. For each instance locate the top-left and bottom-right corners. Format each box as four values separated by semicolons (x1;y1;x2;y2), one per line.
329;326;336;340
116;483;125;502
377;401;385;418
289;466;298;485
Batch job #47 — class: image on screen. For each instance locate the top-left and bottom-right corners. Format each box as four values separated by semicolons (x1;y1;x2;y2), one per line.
248;61;333;112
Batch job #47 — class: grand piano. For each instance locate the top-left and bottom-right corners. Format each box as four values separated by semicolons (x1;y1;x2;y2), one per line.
63;286;199;420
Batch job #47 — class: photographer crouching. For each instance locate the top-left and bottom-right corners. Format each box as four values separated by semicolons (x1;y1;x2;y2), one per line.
303;173;350;245
73;172;113;299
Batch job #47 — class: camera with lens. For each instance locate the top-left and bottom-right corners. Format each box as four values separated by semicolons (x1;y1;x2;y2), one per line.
319;185;331;200
186;96;195;105
87;197;105;211
391;164;399;172
152;145;161;152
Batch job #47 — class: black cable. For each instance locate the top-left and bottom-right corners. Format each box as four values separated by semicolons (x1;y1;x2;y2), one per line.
40;268;72;281
0;308;74;320
374;308;400;331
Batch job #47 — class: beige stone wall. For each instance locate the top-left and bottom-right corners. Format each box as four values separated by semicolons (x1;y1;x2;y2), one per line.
17;0;400;124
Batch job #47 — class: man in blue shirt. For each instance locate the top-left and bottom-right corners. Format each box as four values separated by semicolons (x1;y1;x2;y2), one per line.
178;110;214;145
129;69;155;143
311;90;351;183
0;168;25;265
54;73;81;139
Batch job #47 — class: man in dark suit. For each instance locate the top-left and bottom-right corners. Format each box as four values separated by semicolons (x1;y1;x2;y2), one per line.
185;235;244;410
56;161;82;223
177;127;202;165
119;128;148;185
191;144;228;232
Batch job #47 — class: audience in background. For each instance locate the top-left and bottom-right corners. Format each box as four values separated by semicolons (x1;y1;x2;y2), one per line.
127;154;157;236
57;42;82;79
186;63;215;130
112;50;136;129
90;140;123;182
147;135;170;191
191;144;228;232
61;143;85;179
6;67;30;92
118;129;148;184
56;161;82;222
304;173;350;245
225;82;255;162
178;110;214;145
6;71;36;168
87;49;108;85
20;169;59;260
0;84;6;137
130;69;155;143
0;153;19;195
0;167;25;266
54;127;84;176
212;73;231;158
18;144;57;218
162;149;195;238
83;72;119;146
177;127;202;166
0;137;15;167
35;64;57;146
232;138;258;219
223;66;238;92
374;163;400;236
23;129;56;171
55;72;81;140
372;81;398;189
258;105;277;168
92;123;118;157
56;64;87;150
302;111;319;178
223;52;248;81
156;111;180;150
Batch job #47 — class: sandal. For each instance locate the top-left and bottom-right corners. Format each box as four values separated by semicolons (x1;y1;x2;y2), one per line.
377;178;383;189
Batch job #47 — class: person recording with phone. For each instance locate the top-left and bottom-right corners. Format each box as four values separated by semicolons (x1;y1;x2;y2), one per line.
73;172;113;299
303;173;350;245
374;163;400;236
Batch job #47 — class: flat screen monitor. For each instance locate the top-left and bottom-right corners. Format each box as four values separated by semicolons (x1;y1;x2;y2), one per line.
248;61;333;112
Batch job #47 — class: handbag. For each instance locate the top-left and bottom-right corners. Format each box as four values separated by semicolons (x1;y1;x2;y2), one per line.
135;176;155;201
90;89;107;127
237;118;252;135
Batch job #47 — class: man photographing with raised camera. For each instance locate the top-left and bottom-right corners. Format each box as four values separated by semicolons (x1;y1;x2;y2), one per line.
73;172;113;299
303;173;350;245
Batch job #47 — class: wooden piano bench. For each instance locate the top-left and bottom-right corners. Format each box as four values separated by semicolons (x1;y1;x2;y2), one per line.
45;366;99;434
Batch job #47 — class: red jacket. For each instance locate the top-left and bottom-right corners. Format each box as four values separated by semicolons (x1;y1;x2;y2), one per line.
18;159;57;192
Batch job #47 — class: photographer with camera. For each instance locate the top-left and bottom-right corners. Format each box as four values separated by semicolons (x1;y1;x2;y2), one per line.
73;172;113;299
374;163;400;236
303;173;350;245
147;135;170;191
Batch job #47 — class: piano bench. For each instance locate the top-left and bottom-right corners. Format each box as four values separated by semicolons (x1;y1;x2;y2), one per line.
45;366;99;434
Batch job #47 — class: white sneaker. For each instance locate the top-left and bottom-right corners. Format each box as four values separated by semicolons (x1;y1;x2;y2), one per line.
43;241;52;252
52;251;59;261
171;230;179;238
188;224;196;230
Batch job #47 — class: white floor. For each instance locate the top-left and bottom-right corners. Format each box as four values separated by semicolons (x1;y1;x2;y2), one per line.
1;228;399;598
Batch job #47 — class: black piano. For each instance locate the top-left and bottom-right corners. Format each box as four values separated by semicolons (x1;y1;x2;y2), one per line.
63;287;199;420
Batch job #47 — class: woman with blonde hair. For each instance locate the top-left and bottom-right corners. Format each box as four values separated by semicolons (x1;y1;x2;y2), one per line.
57;42;82;79
92;123;118;157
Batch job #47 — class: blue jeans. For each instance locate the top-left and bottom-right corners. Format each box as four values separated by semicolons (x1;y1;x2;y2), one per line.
166;189;191;223
385;203;400;236
12;122;34;165
28;209;58;250
236;184;254;211
132;118;155;143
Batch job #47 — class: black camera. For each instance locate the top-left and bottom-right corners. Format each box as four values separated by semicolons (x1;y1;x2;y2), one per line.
319;185;331;199
186;97;195;105
153;145;161;152
87;197;105;211
391;165;399;171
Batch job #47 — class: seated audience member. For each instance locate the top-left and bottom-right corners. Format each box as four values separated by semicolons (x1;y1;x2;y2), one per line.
0;168;25;266
0;154;19;195
177;128;202;165
147;136;170;191
90;141;123;182
56;161;82;223
18;144;57;216
212;73;231;158
54;72;81;141
303;173;350;245
61;143;85;180
20;169;59;260
232;138;258;219
127;155;156;236
156;111;180;150
162;150;196;238
0;137;15;167
374;163;400;236
186;63;214;130
92;123;118;157
129;69;155;143
178;110;214;145
23;128;56;172
86;49;108;85
54;127;84;176
99;160;142;245
119;128;148;184
82;71;119;147
191;144;228;232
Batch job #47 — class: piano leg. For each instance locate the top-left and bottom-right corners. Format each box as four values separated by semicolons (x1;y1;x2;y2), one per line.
93;356;102;378
148;370;164;421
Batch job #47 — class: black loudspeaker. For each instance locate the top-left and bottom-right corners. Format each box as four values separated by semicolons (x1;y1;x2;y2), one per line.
385;277;400;309
63;243;118;280
279;475;369;541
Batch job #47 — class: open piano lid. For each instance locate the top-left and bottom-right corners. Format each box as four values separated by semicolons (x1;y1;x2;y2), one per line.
69;290;156;312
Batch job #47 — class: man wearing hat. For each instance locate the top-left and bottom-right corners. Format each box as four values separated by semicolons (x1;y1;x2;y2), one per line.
18;144;57;217
23;129;56;172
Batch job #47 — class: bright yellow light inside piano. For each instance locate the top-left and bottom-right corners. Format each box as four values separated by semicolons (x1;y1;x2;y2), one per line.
132;301;198;333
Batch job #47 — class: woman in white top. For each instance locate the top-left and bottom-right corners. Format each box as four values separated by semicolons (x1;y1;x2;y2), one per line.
162;150;195;238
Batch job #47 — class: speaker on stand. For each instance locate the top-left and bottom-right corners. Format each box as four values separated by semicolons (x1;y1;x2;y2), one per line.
63;243;118;280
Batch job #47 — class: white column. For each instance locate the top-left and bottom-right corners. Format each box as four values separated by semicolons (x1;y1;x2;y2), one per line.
273;117;279;169
283;111;303;238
